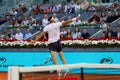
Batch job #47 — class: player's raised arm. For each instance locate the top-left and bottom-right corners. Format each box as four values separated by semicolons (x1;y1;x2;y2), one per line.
61;14;80;27
31;31;46;43
36;31;46;41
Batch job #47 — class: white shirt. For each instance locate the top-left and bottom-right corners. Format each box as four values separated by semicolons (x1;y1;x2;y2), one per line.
60;31;67;35
54;17;59;23
42;18;49;26
72;32;81;39
44;22;62;43
23;20;29;25
74;20;81;25
118;32;120;38
15;32;23;40
75;5;81;11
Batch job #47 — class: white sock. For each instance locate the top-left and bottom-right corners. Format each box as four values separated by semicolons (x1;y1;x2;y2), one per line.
66;69;69;72
57;69;62;73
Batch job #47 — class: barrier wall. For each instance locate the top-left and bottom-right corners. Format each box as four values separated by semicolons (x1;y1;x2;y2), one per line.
0;52;120;72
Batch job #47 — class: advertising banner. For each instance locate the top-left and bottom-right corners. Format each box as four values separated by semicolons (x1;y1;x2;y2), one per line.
0;52;120;72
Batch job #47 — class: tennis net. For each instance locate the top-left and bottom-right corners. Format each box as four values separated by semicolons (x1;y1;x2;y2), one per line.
8;63;120;80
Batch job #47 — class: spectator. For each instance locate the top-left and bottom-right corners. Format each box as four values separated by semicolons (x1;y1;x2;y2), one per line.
60;28;67;37
101;20;107;30
0;36;3;41
32;20;39;26
106;12;114;23
74;17;81;25
15;29;23;40
41;4;46;12
72;27;81;39
66;28;72;38
11;35;16;41
107;32;113;39
0;17;5;25
96;4;105;11
88;12;100;23
43;6;51;13
49;2;54;11
67;33;72;39
67;0;75;14
114;27;120;39
63;1;68;12
10;17;17;26
22;16;29;25
0;30;6;40
28;19;33;29
106;3;117;10
17;16;23;26
59;18;64;22
88;2;96;11
77;34;83;40
113;11;120;20
29;3;35;11
32;20;41;28
81;29;90;39
5;36;10;41
17;8;23;16
117;1;120;9
56;2;62;12
35;4;41;13
81;0;89;10
21;4;27;13
42;14;49;26
59;1;67;12
29;15;35;22
24;28;32;40
11;8;18;16
101;31;107;39
52;13;59;22
7;29;15;39
52;5;59;13
5;15;11;22
32;7;38;14
75;1;81;12
100;12;107;22
106;26;115;38
60;34;65;40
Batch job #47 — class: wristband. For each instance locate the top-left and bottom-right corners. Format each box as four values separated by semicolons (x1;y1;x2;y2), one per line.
78;14;81;17
72;18;76;22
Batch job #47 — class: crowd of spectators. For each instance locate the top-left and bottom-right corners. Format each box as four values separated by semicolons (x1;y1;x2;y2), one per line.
101;26;120;40
0;3;28;25
0;0;120;41
60;27;90;40
31;0;120;14
0;28;33;41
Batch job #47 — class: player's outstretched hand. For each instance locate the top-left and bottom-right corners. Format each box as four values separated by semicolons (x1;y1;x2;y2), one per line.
76;14;81;21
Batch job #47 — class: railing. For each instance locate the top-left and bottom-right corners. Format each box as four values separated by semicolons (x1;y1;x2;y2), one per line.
90;17;120;38
110;17;120;28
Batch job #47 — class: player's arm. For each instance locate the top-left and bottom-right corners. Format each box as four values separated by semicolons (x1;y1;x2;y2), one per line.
61;14;80;27
32;31;46;42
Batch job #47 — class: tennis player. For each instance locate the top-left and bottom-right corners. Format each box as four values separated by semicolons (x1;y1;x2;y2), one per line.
31;14;80;77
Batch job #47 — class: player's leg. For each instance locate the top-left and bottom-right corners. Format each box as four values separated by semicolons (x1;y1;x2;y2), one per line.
50;51;58;65
58;51;66;64
58;51;70;77
50;50;62;77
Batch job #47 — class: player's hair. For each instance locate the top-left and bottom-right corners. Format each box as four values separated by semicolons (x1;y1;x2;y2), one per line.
48;16;53;22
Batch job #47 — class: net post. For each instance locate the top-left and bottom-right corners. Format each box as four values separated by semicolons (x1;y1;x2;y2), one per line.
81;67;84;80
8;66;19;80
